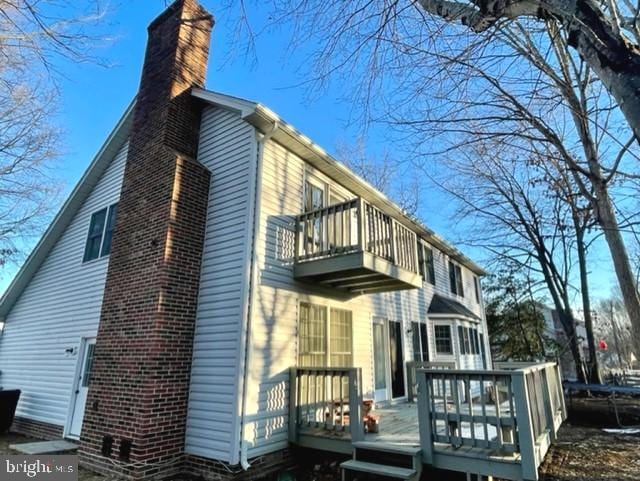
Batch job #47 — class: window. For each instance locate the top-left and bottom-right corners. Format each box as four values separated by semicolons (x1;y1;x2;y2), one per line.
330;308;353;367
473;276;481;304
449;261;464;297
418;243;436;285
470;328;478;354
83;203;118;262
412;322;429;362
298;303;353;367
479;333;487;368
299;303;327;367
463;328;471;354
434;325;452;355
304;179;324;212
458;326;466;354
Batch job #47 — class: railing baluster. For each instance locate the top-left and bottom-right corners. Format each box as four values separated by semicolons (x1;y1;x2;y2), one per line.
480;376;489;446
493;375;503;449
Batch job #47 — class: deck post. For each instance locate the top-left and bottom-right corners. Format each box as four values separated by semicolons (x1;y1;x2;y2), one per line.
541;366;556;442
294;216;300;262
416;369;434;464
554;363;567;420
511;371;538;481
406;361;415;402
289;367;298;444
348;367;365;442
356;198;366;253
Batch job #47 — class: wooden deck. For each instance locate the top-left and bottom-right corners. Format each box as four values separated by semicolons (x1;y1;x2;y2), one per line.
289;363;566;481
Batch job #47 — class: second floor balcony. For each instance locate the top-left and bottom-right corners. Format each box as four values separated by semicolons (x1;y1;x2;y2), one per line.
293;198;423;293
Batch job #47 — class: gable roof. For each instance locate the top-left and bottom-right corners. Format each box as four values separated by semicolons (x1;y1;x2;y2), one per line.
192;88;485;276
0;100;135;319
428;293;481;321
0;88;485;320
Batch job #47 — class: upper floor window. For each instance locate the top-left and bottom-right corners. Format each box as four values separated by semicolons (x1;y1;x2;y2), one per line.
304;179;324;212
418;242;436;285
473;276;481;304
449;261;464;297
434;325;452;355
83;203;118;263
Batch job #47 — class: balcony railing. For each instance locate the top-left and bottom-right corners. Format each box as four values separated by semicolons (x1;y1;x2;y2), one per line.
293;198;421;292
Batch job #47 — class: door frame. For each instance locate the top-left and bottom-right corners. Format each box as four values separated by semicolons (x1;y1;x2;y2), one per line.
63;335;96;439
372;318;408;405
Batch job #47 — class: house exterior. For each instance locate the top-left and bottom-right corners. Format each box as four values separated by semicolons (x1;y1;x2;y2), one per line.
0;1;499;479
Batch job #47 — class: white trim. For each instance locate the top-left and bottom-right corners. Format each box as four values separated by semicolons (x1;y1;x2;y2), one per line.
63;335;96;439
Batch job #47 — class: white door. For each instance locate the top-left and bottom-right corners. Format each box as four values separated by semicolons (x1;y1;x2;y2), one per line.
68;338;96;438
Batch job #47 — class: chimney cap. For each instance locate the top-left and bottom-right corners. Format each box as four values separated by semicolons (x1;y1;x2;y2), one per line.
147;0;214;33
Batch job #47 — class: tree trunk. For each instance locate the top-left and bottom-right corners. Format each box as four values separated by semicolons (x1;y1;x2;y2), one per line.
560;310;588;383
595;186;640;361
561;1;640;143
418;0;640;141
576;229;602;383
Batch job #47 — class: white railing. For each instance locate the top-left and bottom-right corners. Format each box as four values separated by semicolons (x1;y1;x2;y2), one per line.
416;362;566;480
289;367;365;444
294;198;419;274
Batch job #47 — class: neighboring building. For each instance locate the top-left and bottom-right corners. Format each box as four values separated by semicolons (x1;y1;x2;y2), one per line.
0;1;492;480
540;305;588;380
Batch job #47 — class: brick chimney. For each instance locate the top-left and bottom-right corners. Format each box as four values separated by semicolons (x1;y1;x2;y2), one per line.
78;1;213;479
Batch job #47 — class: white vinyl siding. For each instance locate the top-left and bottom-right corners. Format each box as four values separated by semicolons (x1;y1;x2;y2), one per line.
184;106;256;462
241;136;488;459
0;142;127;428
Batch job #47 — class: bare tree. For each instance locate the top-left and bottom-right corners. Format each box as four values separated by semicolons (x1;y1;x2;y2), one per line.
417;0;640;142
244;1;640;352
430;140;590;381
0;1;108;269
335;138;420;216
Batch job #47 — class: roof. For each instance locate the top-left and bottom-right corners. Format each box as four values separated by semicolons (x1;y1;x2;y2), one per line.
192;88;485;276
428;294;481;321
0;100;135;319
0;87;485;319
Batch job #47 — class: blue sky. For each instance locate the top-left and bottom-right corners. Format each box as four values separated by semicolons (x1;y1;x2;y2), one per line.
0;1;620;302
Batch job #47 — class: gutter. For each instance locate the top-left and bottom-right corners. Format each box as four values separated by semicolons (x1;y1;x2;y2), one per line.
238;120;279;470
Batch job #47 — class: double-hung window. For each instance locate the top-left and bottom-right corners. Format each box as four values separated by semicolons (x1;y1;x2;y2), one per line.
298;303;353;367
473;276;481;304
434;325;452;355
418;242;436;285
449;261;464;297
83;203;118;262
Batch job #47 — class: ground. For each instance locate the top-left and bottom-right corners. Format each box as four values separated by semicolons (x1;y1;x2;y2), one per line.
535;394;640;481
2;395;638;481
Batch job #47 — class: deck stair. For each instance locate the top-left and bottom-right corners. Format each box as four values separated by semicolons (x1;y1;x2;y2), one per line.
341;442;422;480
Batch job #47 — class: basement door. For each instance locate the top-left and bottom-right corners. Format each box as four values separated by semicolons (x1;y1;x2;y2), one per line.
68;338;96;438
372;319;407;403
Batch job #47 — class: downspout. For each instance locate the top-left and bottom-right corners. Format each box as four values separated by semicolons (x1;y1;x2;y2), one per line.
239;121;279;470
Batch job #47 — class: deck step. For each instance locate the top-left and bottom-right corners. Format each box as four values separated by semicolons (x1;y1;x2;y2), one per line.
340;460;417;480
353;441;422;456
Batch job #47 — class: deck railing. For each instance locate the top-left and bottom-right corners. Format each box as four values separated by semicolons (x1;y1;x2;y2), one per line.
406;361;455;402
415;362;566;481
289;367;365;445
294;198;419;273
